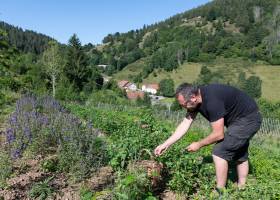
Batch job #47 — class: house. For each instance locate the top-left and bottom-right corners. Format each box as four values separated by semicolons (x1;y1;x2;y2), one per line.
118;80;129;89
126;91;145;100
118;80;137;91
141;83;159;94
126;82;137;91
97;64;108;69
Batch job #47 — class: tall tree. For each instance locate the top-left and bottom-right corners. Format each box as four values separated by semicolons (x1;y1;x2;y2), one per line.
244;76;262;98
64;34;90;91
41;41;65;98
197;66;212;85
159;79;175;97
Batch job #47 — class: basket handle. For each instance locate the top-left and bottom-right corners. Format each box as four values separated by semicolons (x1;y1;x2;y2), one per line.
139;148;155;161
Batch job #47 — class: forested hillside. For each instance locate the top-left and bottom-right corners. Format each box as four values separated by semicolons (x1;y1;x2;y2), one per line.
88;0;280;83
0;21;55;54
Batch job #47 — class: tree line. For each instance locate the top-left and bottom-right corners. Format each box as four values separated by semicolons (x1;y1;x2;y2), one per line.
84;0;280;82
0;29;104;107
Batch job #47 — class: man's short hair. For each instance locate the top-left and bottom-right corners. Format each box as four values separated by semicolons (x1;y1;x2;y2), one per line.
175;83;199;100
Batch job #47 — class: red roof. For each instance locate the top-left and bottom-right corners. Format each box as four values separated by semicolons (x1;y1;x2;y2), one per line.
126;91;145;100
118;80;129;88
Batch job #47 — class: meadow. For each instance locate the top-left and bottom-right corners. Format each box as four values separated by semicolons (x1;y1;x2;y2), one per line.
113;58;280;102
0;94;279;199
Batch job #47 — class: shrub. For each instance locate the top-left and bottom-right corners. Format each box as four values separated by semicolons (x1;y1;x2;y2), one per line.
113;169;156;200
28;176;54;200
0;151;13;188
4;95;108;181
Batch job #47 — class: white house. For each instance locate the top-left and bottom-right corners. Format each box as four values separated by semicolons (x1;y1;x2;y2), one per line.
126;82;137;91
97;64;108;69
141;83;159;94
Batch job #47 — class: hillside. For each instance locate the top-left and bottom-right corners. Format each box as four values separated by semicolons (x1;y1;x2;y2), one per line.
94;0;280;101
114;57;280;102
0;21;56;54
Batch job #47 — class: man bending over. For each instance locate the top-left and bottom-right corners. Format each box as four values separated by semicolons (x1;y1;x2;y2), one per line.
154;83;262;189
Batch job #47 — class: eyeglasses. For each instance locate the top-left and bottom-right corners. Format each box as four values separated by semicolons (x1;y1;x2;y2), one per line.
181;99;192;107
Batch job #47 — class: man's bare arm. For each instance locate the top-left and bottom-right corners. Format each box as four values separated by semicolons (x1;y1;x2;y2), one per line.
162;112;197;147
198;118;224;147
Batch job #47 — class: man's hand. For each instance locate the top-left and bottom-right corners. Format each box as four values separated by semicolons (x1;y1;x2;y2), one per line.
186;142;202;152
154;143;169;156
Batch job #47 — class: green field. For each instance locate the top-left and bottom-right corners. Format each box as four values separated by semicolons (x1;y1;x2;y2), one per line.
250;65;280;102
113;58;146;81
113;58;280;102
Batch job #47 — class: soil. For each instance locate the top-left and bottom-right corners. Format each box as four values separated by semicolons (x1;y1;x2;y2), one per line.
0;154;115;200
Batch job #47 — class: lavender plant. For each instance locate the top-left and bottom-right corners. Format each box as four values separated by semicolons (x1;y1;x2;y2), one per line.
4;95;108;180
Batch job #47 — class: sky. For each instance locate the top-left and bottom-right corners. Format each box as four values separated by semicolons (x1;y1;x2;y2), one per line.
0;0;211;45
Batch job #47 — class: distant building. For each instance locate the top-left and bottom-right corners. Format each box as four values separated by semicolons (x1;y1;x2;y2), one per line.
98;64;108;69
126;91;145;100
126;82;137;91
118;80;137;91
118;80;130;89
141;83;159;94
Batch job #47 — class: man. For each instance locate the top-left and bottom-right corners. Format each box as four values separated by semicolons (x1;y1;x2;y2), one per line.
154;83;262;190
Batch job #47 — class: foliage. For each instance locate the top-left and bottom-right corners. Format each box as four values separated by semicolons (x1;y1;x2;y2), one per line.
3;95;108;181
79;185;94;200
85;89;128;106
236;72;262;99
77;0;280;81
196;66;262;99
0;151;13;188
159;79;175;97
64;34;91;91
136;93;151;107
257;98;280;119
243;75;262;98
67;101;280;198
196;65;213;85
41;41;65;98
170;99;182;111
0;21;54;54
28;176;54;200
113;169;155;200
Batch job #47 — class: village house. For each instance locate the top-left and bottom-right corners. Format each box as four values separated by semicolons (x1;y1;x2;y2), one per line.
117;80;137;91
126;90;145;100
97;64;108;69
141;83;159;94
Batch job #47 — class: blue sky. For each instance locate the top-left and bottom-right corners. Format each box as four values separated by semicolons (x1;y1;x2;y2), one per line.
0;0;211;45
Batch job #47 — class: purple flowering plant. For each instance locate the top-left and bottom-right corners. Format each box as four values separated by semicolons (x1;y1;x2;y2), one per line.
4;94;107;176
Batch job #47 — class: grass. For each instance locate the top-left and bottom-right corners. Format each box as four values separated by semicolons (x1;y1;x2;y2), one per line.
112;58;147;81
159;97;174;104
113;57;280;102
144;62;202;87
249;65;280;102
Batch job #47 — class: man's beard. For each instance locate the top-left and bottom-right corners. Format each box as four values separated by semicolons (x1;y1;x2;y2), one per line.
187;102;199;112
187;107;197;112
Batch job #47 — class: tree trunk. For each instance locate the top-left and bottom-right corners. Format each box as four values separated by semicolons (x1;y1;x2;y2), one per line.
52;74;56;98
185;47;189;62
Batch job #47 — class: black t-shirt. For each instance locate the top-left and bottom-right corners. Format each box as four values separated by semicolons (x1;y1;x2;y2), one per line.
191;84;258;127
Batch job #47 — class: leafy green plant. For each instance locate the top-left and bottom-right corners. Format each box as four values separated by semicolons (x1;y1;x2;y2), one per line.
79;185;94;200
40;156;58;172
0;151;13;189
113;169;156;200
28;176;54;200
